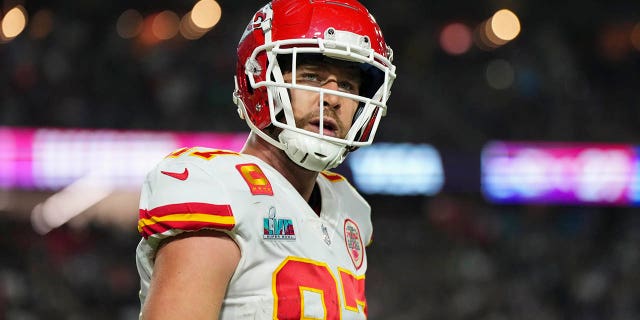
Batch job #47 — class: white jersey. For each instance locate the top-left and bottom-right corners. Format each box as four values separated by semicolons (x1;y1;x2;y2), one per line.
135;147;372;319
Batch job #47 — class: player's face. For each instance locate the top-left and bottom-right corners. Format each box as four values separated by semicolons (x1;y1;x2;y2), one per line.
282;60;361;139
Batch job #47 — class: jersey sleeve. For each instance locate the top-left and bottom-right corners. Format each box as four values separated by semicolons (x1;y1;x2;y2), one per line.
137;151;236;249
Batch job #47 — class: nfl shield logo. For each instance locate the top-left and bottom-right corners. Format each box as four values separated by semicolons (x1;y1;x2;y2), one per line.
343;219;364;269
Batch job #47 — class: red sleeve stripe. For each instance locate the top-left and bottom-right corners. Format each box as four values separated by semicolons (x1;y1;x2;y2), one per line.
138;202;235;238
139;202;233;219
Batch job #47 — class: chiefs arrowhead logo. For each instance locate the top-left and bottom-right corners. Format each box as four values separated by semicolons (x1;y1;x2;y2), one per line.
344;219;364;269
161;168;189;181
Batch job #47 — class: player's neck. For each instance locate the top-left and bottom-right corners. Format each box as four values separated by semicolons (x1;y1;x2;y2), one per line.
241;132;318;202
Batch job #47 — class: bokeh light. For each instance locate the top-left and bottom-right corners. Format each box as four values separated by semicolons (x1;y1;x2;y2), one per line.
632;22;640;51
491;9;521;41
1;5;28;41
475;9;521;51
191;0;222;30
485;59;515;90
116;9;143;39
439;22;473;55
484;19;508;47
28;9;53;39
598;23;633;61
152;10;180;40
474;21;499;51
180;11;208;40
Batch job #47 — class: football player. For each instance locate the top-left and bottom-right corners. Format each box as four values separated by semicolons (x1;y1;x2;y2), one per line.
135;0;396;318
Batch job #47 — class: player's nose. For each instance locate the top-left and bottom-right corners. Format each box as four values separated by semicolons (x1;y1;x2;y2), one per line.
322;79;340;108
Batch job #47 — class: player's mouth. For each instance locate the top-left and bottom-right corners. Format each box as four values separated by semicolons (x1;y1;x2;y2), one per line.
309;117;339;137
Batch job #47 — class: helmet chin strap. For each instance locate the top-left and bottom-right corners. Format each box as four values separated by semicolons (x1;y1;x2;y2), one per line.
278;129;347;171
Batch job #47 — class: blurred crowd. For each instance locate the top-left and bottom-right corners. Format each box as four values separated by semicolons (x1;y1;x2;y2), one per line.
2;0;639;149
1;195;639;319
367;195;640;320
0;219;140;319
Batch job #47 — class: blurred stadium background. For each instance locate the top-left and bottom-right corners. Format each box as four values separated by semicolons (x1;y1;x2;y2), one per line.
2;0;640;319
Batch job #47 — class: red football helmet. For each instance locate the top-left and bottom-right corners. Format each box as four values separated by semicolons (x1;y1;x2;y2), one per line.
233;0;396;171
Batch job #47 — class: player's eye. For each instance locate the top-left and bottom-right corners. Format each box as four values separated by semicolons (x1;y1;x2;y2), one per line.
337;80;358;94
297;72;322;85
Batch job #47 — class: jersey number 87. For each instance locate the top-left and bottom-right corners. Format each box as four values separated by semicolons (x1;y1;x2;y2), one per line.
273;257;366;319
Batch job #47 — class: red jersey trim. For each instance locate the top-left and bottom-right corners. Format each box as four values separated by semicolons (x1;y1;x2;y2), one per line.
320;171;345;182
138;202;235;238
